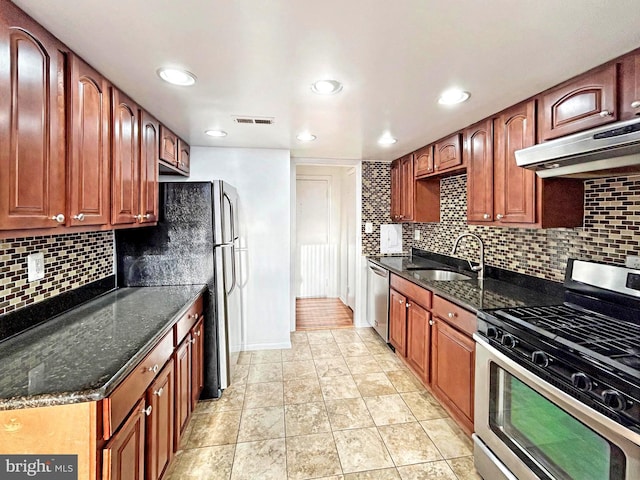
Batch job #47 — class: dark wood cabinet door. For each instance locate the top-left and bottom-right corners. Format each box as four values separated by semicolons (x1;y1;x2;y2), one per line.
539;63;618;141
621;52;640;120
432;318;474;426
494;100;536;224
465;119;494;223
389;289;407;356
103;398;146;480
390;160;401;222
159;125;178;167
414;145;434;178
111;88;140;225
146;360;174;480
139;111;159;224
0;12;66;230
190;319;204;410
173;337;191;451
406;303;431;383
434;133;463;173
68;55;110;227
177;139;190;173
400;155;414;221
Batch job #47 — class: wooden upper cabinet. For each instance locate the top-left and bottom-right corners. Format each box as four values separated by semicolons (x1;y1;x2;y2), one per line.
390;160;401;222
140;111;159;224
539;63;618;141
111;88;140;225
400;155;414;221
178;139;190;173
0;11;66;231
434;133;463;173
494;100;537;224
414;145;434;178
68;55;110;227
621;51;640;120
159;125;178;167
465;119;494;223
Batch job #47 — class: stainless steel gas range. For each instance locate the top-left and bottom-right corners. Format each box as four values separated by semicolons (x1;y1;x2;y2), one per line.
473;259;640;480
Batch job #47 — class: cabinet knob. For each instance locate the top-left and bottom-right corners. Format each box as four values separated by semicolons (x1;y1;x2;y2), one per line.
147;364;159;374
429;320;434;326
483;213;490;220
144;214;152;220
406;303;411;308
447;312;457;319
179;161;185;167
134;214;142;220
50;214;65;223
153;387;164;397
631;100;640;109
599;110;613;117
190;338;197;345
195;330;201;337
398;299;404;304
142;406;153;416
496;214;504;220
73;213;85;221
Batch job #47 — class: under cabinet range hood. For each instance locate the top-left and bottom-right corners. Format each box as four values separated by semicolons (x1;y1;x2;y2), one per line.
515;117;640;178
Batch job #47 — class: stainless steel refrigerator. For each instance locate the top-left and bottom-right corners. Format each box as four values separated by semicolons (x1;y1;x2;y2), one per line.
115;181;243;398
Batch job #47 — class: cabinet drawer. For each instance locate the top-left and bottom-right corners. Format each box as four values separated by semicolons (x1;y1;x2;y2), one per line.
432;296;476;337
174;295;204;346
390;274;432;309
103;331;174;439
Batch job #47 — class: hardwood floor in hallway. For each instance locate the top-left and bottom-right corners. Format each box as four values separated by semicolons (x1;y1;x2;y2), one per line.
296;298;354;331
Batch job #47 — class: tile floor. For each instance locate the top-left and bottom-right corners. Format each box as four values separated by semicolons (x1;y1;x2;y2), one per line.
166;327;482;480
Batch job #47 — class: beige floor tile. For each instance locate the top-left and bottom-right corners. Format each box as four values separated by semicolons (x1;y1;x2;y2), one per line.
186;410;241;447
378;422;442;466
193;399;218;415
373;353;405;372
353;372;397;396
345;355;382;375
344;468;401;479
333;427;394;473
209;383;246;411
290;331;309;344
237;351;252;365
177;413;196;450
310;342;342;359
286;432;343;479
355;327;383;342
385;369;424;393
325;398;375;430
320;374;361;400
314;477;345;480
166;444;235;480
237;405;285;442
363;394;416;426
285;401;331;436
315;356;351;377
282;343;313;362
282;360;318;380
420;418;473;459
362;341;392;356
307;330;337;344
231;438;287;480
332;329;364;343
396;460;458;480
247;361;283;383
446;456;482;480
400;392;447;421
284;377;324;404
250;349;282;364
338;342;371;357
231;364;250;385
244;381;284;409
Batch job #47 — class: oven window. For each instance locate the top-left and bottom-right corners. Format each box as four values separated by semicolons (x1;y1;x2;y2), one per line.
489;365;625;480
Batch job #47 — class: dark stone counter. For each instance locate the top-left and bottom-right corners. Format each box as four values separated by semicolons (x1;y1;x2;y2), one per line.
0;285;206;410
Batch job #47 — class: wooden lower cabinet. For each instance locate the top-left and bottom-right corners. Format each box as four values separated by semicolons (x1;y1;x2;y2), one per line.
406;303;431;383
103;398;146;480
146;360;175;480
191;319;205;410
389;289;407;356
174;335;192;451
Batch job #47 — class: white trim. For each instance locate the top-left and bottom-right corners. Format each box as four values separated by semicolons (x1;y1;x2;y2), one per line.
244;341;292;351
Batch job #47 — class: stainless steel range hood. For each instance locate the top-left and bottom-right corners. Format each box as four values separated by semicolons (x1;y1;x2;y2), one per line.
515;117;640;178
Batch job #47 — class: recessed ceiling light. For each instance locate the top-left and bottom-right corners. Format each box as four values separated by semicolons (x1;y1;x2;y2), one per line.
438;88;470;105
205;130;227;137
157;67;197;86
311;79;343;95
296;132;317;142
378;134;397;146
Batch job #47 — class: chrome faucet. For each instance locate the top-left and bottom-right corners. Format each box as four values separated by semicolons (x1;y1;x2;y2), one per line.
451;233;485;280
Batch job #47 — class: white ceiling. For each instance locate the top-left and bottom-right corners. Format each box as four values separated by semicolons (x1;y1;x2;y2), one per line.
13;0;640;161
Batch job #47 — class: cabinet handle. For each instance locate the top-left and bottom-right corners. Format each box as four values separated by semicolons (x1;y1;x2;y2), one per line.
398;299;404;304
144;214;152;220
599;110;613;117
406;303;411;308
429;320;434;326
134;214;142;221
142;406;153;416
631;100;640;109
147;364;159;374
73;213;85;221
190;338;197;345
496;214;504;220
153;387;164;397
483;213;490;220
50;214;65;223
195;330;201;337
447;312;457;319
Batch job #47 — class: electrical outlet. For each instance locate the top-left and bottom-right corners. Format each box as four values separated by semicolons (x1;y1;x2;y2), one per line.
365;222;373;233
414;229;421;241
626;255;640;269
27;252;45;282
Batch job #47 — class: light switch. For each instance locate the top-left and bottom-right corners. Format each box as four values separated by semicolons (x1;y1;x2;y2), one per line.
365;222;373;233
27;252;45;282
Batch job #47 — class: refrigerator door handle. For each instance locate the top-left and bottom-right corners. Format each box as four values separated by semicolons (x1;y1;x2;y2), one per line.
229;244;238;295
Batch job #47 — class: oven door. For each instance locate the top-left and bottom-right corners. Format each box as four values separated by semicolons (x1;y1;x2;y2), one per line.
474;336;640;480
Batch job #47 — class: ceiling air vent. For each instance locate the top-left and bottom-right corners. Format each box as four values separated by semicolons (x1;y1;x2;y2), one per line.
232;116;275;125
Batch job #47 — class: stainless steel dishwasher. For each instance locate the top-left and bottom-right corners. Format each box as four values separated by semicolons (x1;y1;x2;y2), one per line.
367;260;390;342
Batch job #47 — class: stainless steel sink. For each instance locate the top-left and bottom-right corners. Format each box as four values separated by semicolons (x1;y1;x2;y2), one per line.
412;269;473;281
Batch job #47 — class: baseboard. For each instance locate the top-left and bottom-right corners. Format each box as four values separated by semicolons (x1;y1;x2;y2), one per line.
244;341;292;351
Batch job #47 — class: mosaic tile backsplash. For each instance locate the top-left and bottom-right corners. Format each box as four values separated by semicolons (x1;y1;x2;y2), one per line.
0;231;114;315
362;160;640;283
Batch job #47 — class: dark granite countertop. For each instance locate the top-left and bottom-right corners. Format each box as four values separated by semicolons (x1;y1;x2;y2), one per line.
369;254;563;313
0;285;206;410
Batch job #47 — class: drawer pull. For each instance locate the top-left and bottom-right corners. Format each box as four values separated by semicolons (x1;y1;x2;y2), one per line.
50;213;65;223
147;364;159;374
190;338;197;345
73;213;85;221
447;312;457;319
429;320;434;326
599;109;613;117
153;388;164;397
631;100;640;109
195;330;201;337
143;406;153;416
406;303;411;308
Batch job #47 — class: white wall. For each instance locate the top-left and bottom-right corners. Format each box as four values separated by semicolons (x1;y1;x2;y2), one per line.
169;147;292;350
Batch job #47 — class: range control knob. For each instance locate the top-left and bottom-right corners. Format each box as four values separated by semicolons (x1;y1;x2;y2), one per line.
571;372;593;392
602;390;629;412
486;326;499;339
501;334;518;349
531;351;550;367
